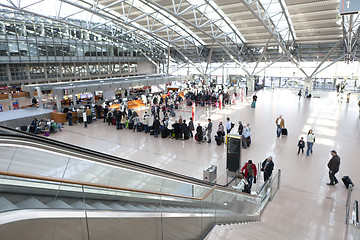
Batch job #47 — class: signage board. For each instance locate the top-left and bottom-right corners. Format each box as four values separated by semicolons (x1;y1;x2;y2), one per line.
226;134;242;172
340;0;360;15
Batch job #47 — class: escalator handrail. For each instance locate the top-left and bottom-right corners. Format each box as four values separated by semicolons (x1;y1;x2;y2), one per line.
0;170;261;201
0;126;216;187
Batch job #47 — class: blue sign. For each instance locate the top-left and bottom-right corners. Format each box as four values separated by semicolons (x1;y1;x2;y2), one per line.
13;102;20;110
340;0;360;15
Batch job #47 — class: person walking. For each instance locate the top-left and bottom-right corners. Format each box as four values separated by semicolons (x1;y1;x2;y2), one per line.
143;112;150;133
261;156;274;182
306;129;315;156
275;115;285;137
86;107;92;124
188;117;195;138
242;124;251;147
153;117;160;138
115;110;122;130
297;137;305;154
232;173;248;192
103;106;109;122
66;111;73;126
327;150;340;185
226;117;232;134
241;160;257;190
195;123;203;143
252;93;258;102
237;121;243;135
205;118;213;143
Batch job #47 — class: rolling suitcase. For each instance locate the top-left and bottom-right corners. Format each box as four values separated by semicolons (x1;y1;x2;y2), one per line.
251;101;256;108
215;136;222;145
161;130;168;138
342;176;354;189
150;130;154;135
281;128;288;136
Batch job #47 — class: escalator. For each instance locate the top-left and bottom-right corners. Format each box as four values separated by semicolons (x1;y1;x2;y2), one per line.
0;126;269;240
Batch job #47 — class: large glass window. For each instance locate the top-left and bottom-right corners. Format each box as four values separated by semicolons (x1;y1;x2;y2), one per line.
10;64;27;80
0;64;8;81
29;64;45;79
0;42;8;56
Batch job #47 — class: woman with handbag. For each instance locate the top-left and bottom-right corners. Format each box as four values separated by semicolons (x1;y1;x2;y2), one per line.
306;129;315;156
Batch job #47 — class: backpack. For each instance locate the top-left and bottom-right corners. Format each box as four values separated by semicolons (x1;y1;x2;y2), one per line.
243;182;251;194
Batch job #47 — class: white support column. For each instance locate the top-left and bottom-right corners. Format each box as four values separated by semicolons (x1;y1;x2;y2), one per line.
246;76;255;93
55;95;61;112
36;87;43;108
91;92;95;104
304;78;313;96
73;95;77;107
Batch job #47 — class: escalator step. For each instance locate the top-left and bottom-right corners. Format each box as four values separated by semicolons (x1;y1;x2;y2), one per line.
108;203;128;211
0;196;18;212
91;202;112;210
122;204;139;211
16;197;48;209
71;201;95;210
46;200;72;209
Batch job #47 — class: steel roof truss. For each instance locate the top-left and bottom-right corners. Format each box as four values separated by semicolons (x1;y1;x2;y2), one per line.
240;0;308;77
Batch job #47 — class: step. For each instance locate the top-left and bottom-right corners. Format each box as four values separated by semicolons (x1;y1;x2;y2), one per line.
108;203;128;211
16;197;48;209
47;199;72;209
0;196;18;212
71;201;95;210
91;202;112;210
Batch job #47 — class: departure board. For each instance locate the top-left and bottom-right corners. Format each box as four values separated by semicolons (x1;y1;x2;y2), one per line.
340;0;360;15
226;134;242;172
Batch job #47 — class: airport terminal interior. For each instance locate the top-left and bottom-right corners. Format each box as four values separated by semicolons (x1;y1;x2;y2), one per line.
0;0;360;239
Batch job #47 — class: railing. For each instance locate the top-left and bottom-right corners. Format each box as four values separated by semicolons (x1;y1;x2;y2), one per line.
0;170;262;239
256;169;281;214
345;185;360;240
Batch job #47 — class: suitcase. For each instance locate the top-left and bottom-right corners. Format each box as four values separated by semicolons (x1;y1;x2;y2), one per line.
84;122;87;128
29;125;36;133
138;123;144;132
215;136;222;145
150;130;154;135
161;130;168;138
342;176;354;189
129;122;134;130
20;126;27;131
44;130;50;137
184;132;189;140
251;101;256;108
112;118;116;125
281;128;288;136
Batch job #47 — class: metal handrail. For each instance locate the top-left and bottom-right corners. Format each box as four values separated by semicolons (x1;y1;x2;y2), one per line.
0;170;260;202
0;127;216;188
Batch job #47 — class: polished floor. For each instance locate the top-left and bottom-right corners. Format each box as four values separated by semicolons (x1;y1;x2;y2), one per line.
49;88;360;240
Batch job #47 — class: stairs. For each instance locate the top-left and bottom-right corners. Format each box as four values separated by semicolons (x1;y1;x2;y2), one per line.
0;194;227;214
204;222;307;240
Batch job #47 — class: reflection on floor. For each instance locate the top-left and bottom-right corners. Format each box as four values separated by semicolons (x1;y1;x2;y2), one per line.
49;88;360;240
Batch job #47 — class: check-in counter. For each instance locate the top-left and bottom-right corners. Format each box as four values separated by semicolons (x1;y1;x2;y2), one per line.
127;99;145;109
51;112;78;124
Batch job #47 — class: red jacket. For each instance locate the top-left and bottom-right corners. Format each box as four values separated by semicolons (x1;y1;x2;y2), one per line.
241;163;257;179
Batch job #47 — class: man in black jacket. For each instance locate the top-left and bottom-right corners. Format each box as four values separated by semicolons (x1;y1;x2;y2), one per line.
153;117;160;138
261;156;274;182
327;150;340;185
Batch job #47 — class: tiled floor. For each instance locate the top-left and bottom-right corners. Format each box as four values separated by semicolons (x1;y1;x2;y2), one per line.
49;88;360;240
